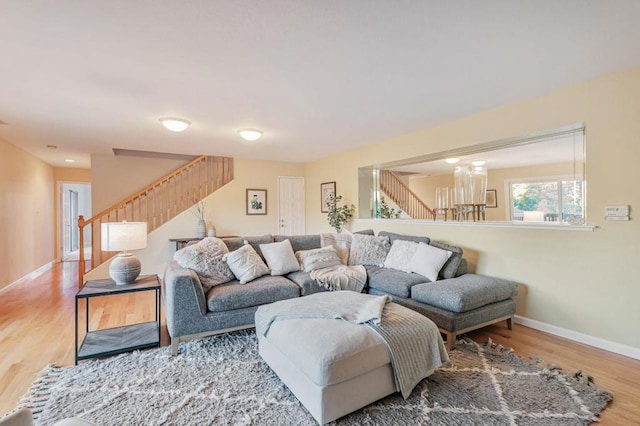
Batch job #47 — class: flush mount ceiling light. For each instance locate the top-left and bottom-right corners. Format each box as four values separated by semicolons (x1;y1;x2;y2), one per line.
238;129;263;141
471;160;486;166
159;117;191;132
65;159;75;163
444;158;460;164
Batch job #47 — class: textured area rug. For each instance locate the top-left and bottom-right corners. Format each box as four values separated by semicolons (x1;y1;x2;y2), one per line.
19;330;612;425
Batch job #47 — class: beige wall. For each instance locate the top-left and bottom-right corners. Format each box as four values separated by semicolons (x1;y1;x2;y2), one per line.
85;157;305;280
90;154;191;213
304;67;640;350
0;136;55;290
408;162;577;221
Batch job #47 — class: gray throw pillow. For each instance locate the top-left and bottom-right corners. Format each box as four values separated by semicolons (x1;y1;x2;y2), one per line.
173;237;235;290
430;240;464;279
348;234;391;266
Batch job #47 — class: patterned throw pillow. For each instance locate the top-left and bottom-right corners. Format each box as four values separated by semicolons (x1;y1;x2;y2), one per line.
348;234;391;266
259;239;300;276
320;232;352;264
173;237;235;291
383;240;419;273
224;244;270;284
406;242;452;282
295;246;343;272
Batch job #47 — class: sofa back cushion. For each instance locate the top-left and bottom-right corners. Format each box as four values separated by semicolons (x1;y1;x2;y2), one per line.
274;234;321;252
378;231;430;246
430;241;464;279
221;235;273;259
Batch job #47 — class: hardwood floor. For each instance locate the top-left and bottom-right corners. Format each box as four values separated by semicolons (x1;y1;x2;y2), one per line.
1;262;639;424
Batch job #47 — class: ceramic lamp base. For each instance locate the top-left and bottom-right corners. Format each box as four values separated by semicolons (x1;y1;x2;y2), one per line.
109;252;141;285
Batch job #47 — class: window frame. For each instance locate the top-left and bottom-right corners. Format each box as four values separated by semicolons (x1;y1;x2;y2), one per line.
505;174;585;223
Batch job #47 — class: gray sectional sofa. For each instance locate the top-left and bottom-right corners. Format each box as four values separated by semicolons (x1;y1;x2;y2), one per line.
163;231;517;355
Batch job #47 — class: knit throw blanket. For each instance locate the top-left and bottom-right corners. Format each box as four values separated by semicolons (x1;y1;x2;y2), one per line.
310;264;367;292
255;291;449;399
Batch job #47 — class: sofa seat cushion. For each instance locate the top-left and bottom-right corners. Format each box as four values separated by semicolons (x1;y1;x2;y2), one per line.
206;275;300;312
286;270;328;296
411;274;518;313
263;317;390;386
365;265;428;298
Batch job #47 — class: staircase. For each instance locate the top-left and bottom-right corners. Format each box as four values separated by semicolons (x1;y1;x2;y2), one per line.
78;155;234;283
379;170;434;220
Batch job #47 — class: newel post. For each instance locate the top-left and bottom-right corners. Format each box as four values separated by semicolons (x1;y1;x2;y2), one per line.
78;215;85;287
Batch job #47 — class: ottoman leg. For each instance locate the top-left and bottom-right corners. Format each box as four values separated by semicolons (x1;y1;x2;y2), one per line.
507;317;513;330
171;337;180;356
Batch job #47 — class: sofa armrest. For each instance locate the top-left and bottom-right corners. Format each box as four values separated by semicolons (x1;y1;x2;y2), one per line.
163;260;208;337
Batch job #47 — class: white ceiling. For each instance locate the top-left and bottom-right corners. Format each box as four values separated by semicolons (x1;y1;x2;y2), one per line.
1;1;640;168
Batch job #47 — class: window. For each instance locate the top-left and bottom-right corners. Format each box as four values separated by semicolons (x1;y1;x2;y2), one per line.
508;177;584;224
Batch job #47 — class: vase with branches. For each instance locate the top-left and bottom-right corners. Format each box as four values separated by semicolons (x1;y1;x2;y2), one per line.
191;198;207;238
327;193;356;233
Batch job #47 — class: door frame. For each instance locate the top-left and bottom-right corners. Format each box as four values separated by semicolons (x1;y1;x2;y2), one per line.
58;181;92;261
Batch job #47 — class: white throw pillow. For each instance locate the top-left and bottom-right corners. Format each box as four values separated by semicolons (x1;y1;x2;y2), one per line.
259;239;300;276
320;232;352;264
406;242;452;282
173;237;235;290
224;244;270;284
348;234;391;266
295;246;342;272
384;240;419;273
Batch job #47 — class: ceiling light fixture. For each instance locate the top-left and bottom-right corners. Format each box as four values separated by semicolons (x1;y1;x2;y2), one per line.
238;129;263;141
65;159;76;163
471;160;486;166
444;158;460;164
159;117;191;132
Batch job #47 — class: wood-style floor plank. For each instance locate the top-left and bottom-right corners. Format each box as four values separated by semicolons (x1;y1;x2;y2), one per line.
1;262;639;424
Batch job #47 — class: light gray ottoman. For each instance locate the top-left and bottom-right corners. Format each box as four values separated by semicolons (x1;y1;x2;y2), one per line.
258;317;397;424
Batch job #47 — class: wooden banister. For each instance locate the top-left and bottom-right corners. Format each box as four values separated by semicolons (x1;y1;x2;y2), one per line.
379;170;434;220
78;155;234;285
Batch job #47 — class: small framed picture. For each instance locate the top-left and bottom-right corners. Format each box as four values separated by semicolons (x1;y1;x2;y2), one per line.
320;181;336;213
246;189;267;215
486;189;497;208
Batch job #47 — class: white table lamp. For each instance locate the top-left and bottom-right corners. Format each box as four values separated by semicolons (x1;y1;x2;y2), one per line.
101;221;148;285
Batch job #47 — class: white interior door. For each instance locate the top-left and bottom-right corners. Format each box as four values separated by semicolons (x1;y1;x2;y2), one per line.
278;177;305;235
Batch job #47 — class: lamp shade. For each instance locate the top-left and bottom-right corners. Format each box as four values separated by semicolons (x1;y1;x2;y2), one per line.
101;222;147;252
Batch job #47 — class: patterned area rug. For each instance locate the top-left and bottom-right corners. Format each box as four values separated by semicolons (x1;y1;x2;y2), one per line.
18;330;612;425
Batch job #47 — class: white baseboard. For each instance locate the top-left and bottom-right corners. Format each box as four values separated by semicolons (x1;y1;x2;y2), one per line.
514;315;640;361
0;261;55;295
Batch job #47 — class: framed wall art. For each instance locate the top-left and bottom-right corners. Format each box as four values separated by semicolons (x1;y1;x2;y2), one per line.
486;189;497;208
246;189;267;215
320;181;336;213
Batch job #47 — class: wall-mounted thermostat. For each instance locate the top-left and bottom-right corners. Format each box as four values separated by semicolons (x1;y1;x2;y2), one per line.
605;205;630;221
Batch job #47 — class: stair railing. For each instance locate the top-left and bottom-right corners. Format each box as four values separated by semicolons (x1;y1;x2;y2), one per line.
379;169;434;220
78;155;234;284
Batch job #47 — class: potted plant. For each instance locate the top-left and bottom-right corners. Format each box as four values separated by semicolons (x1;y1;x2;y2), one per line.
326;193;356;232
376;196;401;219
